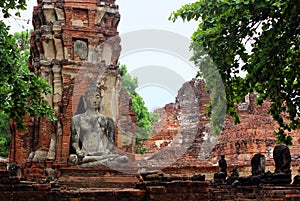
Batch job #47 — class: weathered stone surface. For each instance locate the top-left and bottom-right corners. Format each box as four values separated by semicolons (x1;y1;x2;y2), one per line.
10;0;137;181
117;89;138;153
210;96;300;178
68;86;130;168
141;81;300;180
209;184;300;201
1;178;300;201
73;40;88;60
58;168;139;188
6;1;300;199
139;79;212;170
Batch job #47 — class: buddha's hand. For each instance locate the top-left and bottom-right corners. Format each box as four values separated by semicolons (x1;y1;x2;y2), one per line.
103;149;111;155
76;149;85;161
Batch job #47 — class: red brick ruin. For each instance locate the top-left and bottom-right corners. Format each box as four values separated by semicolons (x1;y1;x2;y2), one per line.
142;82;300;179
2;0;300;200
9;0;137;169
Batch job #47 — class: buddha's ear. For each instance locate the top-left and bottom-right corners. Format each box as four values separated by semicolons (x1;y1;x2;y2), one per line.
100;89;104;99
99;100;105;113
75;95;86;115
83;95;87;111
98;89;104;111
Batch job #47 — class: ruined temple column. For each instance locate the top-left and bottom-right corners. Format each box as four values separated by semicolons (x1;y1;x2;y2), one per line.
11;0;137;168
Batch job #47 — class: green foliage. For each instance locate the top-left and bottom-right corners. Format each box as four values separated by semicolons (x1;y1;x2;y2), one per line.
195;55;227;136
13;29;32;52
132;94;153;139
12;30;33;83
0;112;10;156
120;65;138;95
0;22;55;130
0;0;26;18
170;0;300;145
149;112;159;123
120;65;154;154
0;1;29;155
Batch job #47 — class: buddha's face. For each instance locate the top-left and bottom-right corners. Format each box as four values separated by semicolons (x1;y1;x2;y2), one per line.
84;90;101;110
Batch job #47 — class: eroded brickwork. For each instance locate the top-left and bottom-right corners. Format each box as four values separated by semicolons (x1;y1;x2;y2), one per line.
210;94;300;177
139;79;212;170
10;0;137;175
1;178;300;201
142;81;300;178
6;1;300;196
117;89;138;153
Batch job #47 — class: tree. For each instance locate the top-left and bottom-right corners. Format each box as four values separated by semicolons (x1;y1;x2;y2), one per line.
0;2;55;130
120;65;138;95
0;29;36;156
13;29;32;52
0;0;26;18
120;65;154;154
0;111;10;156
170;0;300;145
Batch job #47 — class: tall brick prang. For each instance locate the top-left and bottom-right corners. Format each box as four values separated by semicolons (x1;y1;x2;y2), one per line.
10;0;137;178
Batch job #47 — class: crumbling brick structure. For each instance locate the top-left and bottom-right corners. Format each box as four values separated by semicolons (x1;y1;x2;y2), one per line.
141;80;300;178
9;0;137;177
139;79;212;170
7;0;300;185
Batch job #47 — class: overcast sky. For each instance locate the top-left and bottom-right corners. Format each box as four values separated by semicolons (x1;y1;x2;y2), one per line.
3;0;199;110
4;0;198;34
118;0;198;37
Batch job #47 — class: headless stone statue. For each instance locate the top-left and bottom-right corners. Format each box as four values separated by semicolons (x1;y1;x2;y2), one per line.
251;153;265;176
226;166;239;185
238;154;267;185
239;146;292;185
68;86;128;167
273;144;291;174
272;144;292;184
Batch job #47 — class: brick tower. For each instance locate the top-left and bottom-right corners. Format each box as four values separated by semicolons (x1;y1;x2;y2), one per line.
9;0;137;180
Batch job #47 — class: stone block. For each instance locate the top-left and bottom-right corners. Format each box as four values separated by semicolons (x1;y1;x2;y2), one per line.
55;8;65;21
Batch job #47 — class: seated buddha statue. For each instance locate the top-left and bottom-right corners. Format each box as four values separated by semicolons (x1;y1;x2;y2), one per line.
68;86;128;167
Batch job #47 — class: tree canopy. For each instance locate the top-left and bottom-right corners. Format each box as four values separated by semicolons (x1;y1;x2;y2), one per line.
120;65;154;154
0;1;55;130
0;0;26;18
0;111;10;156
170;0;300;145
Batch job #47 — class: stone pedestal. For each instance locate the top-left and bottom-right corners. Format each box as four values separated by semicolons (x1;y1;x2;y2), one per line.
58;167;140;188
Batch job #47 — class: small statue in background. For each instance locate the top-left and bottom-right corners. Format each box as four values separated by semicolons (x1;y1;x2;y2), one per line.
226;166;239;185
293;168;300;185
219;155;227;174
272;144;292;184
273;144;291;174
251;153;265;176
238;153;267;185
213;155;227;183
239;145;292;185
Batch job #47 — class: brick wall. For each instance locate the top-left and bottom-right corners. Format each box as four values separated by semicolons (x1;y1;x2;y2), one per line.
1;180;300;201
141;80;300;179
10;0;136;177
